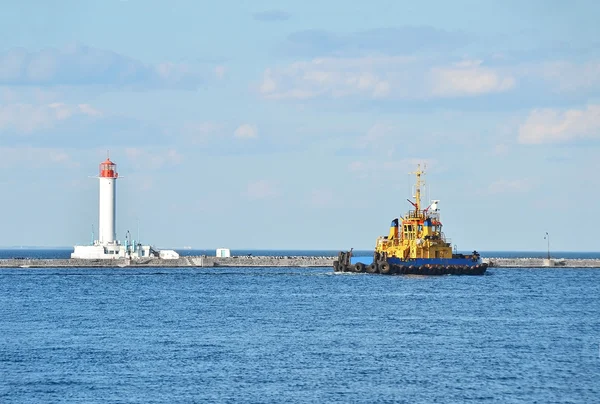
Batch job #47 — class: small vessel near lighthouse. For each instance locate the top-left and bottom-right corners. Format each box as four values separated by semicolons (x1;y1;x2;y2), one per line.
334;164;487;275
71;155;179;260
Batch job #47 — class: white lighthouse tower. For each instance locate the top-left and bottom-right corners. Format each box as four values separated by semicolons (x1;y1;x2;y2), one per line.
98;158;118;245
71;155;179;260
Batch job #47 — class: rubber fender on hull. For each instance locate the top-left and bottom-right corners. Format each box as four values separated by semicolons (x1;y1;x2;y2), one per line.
354;262;365;273
379;262;391;274
367;262;378;273
333;260;339;272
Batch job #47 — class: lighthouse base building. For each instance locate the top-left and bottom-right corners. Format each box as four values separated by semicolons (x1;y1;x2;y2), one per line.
71;157;179;260
71;243;177;260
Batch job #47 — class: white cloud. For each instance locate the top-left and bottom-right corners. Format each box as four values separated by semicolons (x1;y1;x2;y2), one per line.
259;55;600;104
0;44;208;89
125;148;183;170
234;124;258;139
486;179;530;194
0;147;78;168
348;161;365;172
155;62;193;81
245;180;278;200
518;104;600;144
259;57;397;100
127;175;154;192
214;65;226;79
260;68;278;94
356;123;397;150
259;56;514;100
347;158;436;179
0;102;102;133
492;144;508;155
429;60;515;97
534;61;600;93
283;27;468;57
181;122;224;144
77;104;102;117
253;10;291;22
309;189;334;207
347;161;368;179
0;87;61;104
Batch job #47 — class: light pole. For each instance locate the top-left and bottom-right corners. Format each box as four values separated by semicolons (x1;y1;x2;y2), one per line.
544;232;550;260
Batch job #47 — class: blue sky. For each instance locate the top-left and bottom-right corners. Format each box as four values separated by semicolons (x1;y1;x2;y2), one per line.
1;0;599;251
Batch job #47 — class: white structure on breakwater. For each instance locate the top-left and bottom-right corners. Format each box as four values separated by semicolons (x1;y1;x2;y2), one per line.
71;156;179;260
216;248;231;257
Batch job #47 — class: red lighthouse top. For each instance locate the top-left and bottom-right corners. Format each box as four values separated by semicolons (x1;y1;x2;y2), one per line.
99;158;118;178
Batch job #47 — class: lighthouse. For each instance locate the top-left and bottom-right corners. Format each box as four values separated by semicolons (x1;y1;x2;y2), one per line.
71;154;180;260
98;158;118;244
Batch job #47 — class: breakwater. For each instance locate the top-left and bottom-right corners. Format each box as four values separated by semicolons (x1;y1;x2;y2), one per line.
483;258;600;268
0;255;335;268
1;256;599;268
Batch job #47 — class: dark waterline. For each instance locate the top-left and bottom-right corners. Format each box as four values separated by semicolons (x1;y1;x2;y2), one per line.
1;266;599;403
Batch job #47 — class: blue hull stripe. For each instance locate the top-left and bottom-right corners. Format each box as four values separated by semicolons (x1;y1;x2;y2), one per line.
350;256;479;267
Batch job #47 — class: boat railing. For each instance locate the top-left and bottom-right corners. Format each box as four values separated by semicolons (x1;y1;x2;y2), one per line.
427;212;440;221
406;210;424;219
378;238;402;249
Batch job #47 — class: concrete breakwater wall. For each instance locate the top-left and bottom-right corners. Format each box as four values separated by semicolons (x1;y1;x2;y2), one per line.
1;256;599;268
0;255;336;268
483;258;600;268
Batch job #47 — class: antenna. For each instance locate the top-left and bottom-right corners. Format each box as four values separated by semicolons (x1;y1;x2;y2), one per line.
91;224;94;245
411;164;425;212
137;218;140;245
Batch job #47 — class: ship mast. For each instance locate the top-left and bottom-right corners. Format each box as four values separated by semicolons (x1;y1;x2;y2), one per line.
412;164;425;214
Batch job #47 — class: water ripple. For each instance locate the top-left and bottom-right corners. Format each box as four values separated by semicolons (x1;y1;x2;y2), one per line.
0;267;598;403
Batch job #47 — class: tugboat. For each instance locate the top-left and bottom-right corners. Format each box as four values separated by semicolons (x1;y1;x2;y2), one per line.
334;164;487;275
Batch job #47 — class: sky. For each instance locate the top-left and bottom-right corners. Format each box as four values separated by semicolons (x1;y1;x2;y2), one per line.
1;0;599;251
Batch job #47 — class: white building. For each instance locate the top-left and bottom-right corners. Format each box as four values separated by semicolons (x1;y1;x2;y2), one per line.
216;248;231;257
71;157;179;260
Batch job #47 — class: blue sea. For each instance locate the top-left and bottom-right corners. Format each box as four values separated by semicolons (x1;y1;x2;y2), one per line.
1;250;599;403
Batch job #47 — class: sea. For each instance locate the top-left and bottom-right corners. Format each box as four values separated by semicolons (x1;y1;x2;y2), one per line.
1;249;599;403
